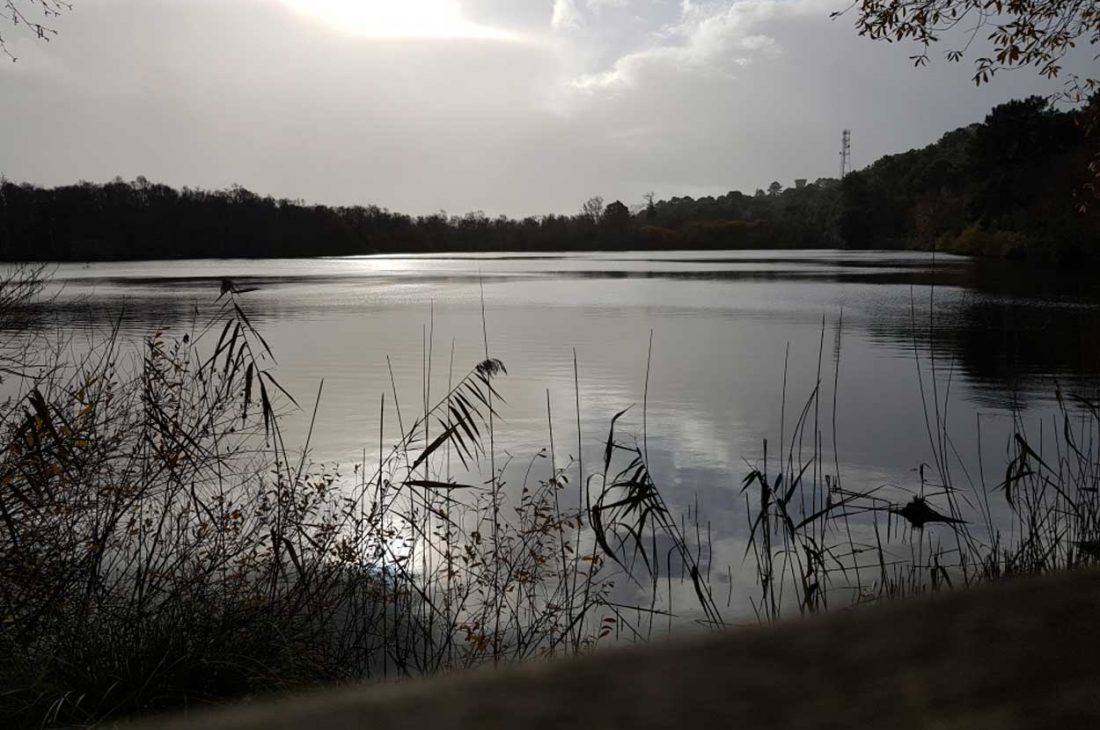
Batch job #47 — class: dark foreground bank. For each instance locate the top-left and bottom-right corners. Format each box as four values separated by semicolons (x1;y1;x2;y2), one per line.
137;567;1100;730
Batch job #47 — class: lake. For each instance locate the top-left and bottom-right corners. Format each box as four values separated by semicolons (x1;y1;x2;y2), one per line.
17;250;1100;617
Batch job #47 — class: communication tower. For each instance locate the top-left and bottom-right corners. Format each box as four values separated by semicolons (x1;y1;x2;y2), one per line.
839;129;851;178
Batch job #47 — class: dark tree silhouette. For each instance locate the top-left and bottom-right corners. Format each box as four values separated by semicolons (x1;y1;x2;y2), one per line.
581;196;605;222
0;99;1094;262
601;200;631;227
835;0;1100;192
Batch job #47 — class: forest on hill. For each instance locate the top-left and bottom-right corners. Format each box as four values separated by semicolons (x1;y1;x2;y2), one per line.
1;96;1097;262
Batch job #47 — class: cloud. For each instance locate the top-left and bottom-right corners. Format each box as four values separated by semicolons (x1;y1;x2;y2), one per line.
552;0;632;31
551;0;583;30
0;0;1085;218
567;0;799;92
278;0;521;41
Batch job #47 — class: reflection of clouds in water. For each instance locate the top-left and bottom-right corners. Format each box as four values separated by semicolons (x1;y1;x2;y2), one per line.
604;532;761;625
10;252;1100;624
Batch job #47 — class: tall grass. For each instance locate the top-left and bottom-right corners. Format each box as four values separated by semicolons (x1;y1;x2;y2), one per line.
3;266;1098;728
739;302;1100;621
0;281;719;729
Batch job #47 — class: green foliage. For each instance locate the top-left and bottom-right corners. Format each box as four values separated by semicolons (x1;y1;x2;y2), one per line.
839;0;1099;100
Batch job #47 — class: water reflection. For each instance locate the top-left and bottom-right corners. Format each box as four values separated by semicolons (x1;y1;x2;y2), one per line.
9;250;1100;619
866;262;1100;408
11;250;1100;479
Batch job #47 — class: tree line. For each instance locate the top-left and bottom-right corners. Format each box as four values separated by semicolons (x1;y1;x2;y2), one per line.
1;96;1096;262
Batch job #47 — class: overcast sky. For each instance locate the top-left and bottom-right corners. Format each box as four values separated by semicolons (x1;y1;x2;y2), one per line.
0;0;1089;217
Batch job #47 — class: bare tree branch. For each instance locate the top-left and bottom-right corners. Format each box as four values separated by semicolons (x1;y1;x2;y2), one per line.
0;0;72;60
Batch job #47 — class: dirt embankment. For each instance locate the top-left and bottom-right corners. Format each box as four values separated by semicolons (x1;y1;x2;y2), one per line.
135;569;1100;729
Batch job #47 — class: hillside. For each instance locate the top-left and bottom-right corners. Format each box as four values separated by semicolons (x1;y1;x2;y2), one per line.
1;97;1096;262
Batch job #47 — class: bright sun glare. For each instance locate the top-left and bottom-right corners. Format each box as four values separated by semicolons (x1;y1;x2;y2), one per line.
280;0;509;40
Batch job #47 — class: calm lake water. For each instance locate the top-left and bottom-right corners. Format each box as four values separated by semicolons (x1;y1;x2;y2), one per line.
17;250;1100;615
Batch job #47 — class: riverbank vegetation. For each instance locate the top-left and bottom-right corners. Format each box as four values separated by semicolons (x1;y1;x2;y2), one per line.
739;317;1100;619
1;97;1096;264
1;270;1099;728
0;273;722;728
